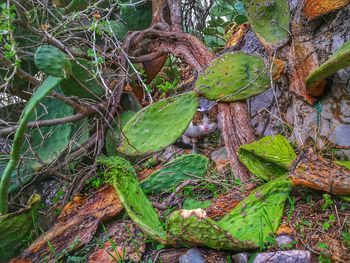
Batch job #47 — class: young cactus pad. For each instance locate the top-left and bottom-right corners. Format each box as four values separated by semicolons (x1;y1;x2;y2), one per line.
238;135;297;181
34;45;72;79
166;209;257;251
118;92;199;156
306;39;350;95
195;52;270;102
98;156;167;244
218;176;293;245
243;0;290;48
141;154;208;194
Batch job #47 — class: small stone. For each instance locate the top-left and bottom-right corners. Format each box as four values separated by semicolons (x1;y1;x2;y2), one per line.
210;147;230;172
330;124;350;147
179;248;205;263
276;234;294;248
252;250;311;263
232;252;249;263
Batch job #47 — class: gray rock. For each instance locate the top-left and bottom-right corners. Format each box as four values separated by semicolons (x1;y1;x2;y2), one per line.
252;250;311;263
276;235;294;248
210;147;229;171
179;248;205;263
232;252;249;263
330;124;350;147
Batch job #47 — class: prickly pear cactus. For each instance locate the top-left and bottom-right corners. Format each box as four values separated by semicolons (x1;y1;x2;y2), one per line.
60;58;104;99
243;0;290;48
120;0;152;31
218;176;292;245
105;111;136;156
166;209;257;250
34;45;72;78
141;154;208;194
0;194;41;261
22;94;74;170
64;0;89;13
118;92;199;156
306;39;350;94
238;135;297;180
0;76;62;214
98;156;167;243
195;52;270;102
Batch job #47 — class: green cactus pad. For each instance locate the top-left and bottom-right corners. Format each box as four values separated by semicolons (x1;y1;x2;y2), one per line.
218;176;292;245
98;156;167;243
120;0;152;31
118;92;199;156
195;52;270;102
105;111;136;156
141;154;209;194
166;209;257;250
243;0;290;47
0;194;41;261
61;58;105;99
103;20;129;40
238;135;297;180
34;45;72;78
64;0;88;13
0;76;62;214
22;94;74;170
306;39;350;91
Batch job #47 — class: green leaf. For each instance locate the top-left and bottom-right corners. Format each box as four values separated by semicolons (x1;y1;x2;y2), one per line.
118;92;199;156
238;135;297;180
0;194;41;261
218;176;292;245
336;160;350;170
141;154;208;194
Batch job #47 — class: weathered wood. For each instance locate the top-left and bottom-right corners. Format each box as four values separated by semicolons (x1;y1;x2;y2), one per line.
12;185;123;263
218;103;256;181
289;148;350;195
